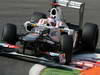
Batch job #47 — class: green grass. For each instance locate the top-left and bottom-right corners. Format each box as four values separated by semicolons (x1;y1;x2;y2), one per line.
41;68;80;75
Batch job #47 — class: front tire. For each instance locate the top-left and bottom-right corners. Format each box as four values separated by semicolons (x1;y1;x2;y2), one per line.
82;23;99;52
1;23;17;44
60;34;73;65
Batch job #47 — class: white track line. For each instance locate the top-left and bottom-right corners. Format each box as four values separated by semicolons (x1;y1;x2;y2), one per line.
29;64;46;75
29;53;100;75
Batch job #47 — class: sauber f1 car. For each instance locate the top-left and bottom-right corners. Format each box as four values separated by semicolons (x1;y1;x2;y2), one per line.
0;0;99;65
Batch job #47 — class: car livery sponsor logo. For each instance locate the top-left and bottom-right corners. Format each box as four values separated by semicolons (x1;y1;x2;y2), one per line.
0;43;9;47
59;53;66;64
0;43;20;48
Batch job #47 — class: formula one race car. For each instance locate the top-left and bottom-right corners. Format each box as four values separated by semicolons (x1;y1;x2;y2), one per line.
0;0;99;65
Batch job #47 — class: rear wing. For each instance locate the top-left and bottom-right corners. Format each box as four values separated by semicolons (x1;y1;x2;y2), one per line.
51;0;85;27
57;0;85;9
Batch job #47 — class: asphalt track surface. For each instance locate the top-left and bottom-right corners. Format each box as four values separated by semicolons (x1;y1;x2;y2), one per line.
0;0;100;75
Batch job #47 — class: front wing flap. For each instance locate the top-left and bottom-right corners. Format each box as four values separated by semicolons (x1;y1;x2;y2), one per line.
0;42;75;70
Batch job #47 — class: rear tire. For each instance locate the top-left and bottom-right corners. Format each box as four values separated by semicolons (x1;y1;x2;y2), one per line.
60;34;73;65
30;12;47;23
1;23;17;44
82;23;99;52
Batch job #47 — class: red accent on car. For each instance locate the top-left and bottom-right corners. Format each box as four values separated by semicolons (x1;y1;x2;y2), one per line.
50;2;60;6
8;44;20;48
32;33;39;35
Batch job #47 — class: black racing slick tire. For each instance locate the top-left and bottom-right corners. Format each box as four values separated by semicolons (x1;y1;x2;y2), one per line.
1;23;17;44
60;34;73;65
82;23;99;52
30;12;47;23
